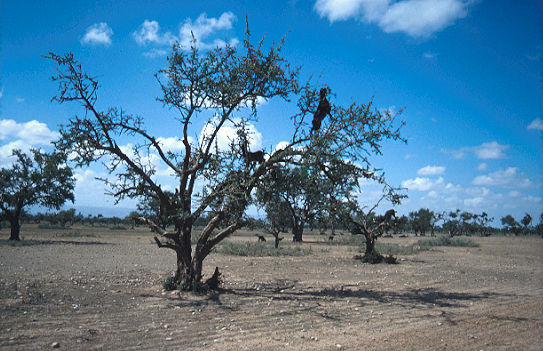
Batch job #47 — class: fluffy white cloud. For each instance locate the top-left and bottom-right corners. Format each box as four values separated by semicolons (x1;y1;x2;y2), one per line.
472;167;533;189
200;118;262;153
471;141;508;159
401;176;444;191
133;20;176;46
81;23;113;46
423;52;437;59
477;163;487;171
179;12;237;48
443;141;508;160
0;119;59;144
133;12;238;54
314;0;470;38
417;165;445;176
527;118;543;131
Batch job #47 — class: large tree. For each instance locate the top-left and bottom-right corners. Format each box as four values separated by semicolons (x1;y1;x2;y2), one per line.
256;153;360;242
48;23;405;291
0;149;75;240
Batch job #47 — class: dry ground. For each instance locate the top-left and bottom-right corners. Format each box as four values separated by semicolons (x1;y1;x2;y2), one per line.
0;225;542;350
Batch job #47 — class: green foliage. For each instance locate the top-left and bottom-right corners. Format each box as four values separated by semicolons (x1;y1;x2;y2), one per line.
409;208;434;235
162;277;178;291
0;148;76;240
38;223;69;230
415;236;479;248
216;241;312;257
108;225;128;230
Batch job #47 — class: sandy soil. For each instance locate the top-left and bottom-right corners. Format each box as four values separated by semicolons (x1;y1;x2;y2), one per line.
0;225;542;350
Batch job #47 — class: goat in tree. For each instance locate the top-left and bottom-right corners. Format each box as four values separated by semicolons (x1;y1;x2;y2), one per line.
311;88;331;135
242;139;265;165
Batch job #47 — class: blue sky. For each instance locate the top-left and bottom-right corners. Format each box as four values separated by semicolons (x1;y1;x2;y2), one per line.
1;0;541;224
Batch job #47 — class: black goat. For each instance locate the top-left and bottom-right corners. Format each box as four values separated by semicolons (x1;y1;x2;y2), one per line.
311;88;331;135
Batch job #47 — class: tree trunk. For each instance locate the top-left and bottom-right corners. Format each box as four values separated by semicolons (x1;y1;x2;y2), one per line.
364;233;375;255
9;217;21;241
292;222;304;242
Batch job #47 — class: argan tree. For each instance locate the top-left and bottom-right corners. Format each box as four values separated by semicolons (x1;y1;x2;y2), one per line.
0;149;75;240
338;187;405;263
48;23;405;291
256;153;361;242
501;214;522;236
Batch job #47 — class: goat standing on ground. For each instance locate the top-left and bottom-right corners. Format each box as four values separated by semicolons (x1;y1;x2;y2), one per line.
311;88;331;135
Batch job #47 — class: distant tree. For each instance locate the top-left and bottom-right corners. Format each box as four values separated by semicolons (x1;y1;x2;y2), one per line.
501;214;521;236
256;154;360;242
55;208;77;227
444;209;461;237
536;213;543;237
409;208;433;236
137;191;176;229
338;189;404;263
391;214;409;234
0;149;75;240
520;213;532;234
260;199;292;248
475;211;494;236
48;22;405;291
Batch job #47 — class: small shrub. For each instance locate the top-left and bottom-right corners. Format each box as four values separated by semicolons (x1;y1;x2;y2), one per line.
416;236;478;248
355;251;397;264
108;225;128;230
216;241;312;257
375;242;424;255
38;223;68;230
163;277;178;291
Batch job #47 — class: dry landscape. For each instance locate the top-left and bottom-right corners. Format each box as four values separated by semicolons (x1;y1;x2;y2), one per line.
1;225;542;350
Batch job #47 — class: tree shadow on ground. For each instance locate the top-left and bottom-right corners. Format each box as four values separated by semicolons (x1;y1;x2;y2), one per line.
0;239;114;246
218;284;513;309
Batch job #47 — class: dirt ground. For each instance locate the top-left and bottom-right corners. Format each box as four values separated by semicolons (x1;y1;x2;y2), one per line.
0;225;542;350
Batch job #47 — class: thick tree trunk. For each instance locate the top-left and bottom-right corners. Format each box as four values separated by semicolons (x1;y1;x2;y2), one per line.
364;233;375;255
9;218;21;241
292;223;304;242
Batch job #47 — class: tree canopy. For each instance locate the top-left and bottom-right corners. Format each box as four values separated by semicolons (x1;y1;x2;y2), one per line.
47;23;405;290
0;148;75;240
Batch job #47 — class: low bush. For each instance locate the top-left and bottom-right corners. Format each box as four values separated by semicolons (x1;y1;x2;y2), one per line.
216;241;312;257
416;236;479;248
38;223;69;230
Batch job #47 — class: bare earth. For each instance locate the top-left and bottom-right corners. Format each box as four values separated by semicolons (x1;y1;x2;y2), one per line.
1;226;542;350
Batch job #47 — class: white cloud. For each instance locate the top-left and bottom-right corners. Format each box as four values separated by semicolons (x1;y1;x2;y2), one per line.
179;12;238;49
401;176;444;191
156;136;194;153
0;119;59;144
472;167;533;189
423;52;437;59
380;0;468;37
0;141;26;167
16;97;24;103
133;13;238;53
81;23;113;46
142;48;168;58
200;117;262;153
477;163;487;171
527;118;543;131
133;20;175;46
472;141;508;159
443;141;508;160
314;0;470;38
417;165;445;176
